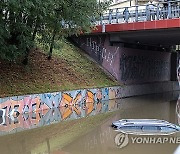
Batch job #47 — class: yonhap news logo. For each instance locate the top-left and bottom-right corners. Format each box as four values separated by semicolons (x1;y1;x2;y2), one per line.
115;133;180;149
114;133;129;148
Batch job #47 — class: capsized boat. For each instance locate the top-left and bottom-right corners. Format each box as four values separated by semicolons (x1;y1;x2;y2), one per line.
112;119;180;135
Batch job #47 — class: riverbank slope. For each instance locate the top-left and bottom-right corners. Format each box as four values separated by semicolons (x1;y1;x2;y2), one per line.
0;39;118;97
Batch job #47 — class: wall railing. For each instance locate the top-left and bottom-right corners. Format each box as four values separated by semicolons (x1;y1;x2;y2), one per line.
96;1;180;25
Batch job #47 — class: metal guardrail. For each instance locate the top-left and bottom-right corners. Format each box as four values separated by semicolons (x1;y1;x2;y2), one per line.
96;1;180;25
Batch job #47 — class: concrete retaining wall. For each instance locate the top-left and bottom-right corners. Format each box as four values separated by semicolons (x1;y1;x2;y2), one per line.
0;81;179;135
116;81;179;98
0;81;179;116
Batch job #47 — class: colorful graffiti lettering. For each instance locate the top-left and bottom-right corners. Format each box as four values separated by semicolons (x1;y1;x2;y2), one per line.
0;87;122;135
0;101;118;134
84;90;95;115
60;92;82;120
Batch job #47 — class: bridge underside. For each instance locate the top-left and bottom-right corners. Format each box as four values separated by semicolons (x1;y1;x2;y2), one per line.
72;19;180;85
109;28;180;46
93;18;180;47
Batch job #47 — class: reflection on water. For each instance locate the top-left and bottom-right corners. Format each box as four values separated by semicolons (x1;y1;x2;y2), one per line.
0;100;119;136
0;92;179;154
60;92;180;154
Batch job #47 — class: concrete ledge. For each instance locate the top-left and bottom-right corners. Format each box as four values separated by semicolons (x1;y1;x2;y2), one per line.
117;81;179;98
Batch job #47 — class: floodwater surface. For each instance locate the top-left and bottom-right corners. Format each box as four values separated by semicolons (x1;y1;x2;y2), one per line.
0;92;180;154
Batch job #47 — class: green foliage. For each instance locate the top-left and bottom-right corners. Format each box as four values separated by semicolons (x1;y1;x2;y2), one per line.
0;0;111;62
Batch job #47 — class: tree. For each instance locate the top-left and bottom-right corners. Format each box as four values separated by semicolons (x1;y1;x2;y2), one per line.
0;0;111;64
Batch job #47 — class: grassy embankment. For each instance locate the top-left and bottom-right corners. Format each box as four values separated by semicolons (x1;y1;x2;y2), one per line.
0;39;118;97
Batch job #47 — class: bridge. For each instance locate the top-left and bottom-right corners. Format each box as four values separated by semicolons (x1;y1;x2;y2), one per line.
93;1;180;46
72;1;180;88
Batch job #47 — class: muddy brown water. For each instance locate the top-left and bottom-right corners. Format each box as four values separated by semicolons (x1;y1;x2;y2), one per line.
0;92;180;154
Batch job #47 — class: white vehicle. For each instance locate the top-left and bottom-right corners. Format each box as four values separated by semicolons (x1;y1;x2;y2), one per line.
112;119;180;135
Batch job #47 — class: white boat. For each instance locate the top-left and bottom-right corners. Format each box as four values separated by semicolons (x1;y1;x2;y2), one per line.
112;119;180;135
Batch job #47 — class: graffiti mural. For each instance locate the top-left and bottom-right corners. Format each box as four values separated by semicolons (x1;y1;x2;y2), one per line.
119;50;170;84
73;35;120;80
0;87;121;135
60;92;82;120
73;35;171;84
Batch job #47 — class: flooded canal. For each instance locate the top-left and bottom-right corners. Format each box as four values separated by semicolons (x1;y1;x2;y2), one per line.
0;92;180;154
